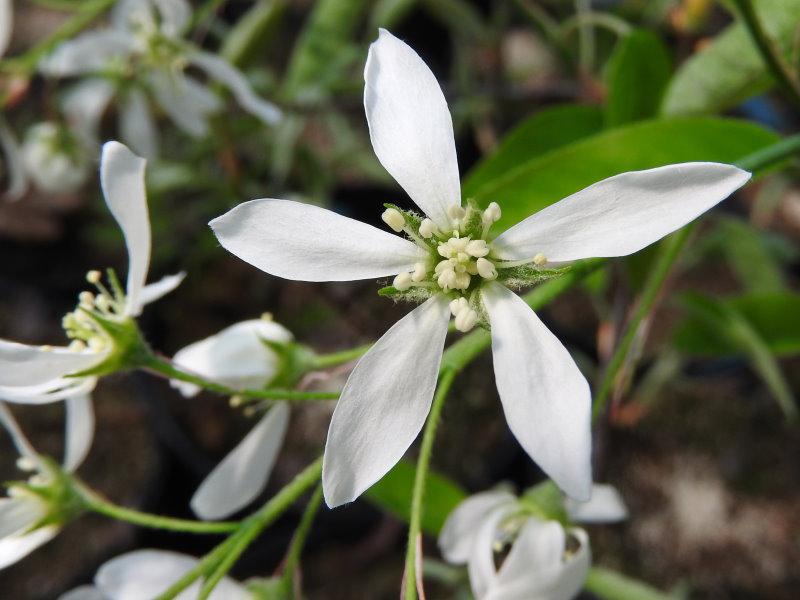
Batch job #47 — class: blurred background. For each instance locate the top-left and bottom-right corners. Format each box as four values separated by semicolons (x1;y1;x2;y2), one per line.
1;0;799;598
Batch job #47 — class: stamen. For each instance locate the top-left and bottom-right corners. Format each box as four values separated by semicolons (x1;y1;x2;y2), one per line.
419;218;440;239
454;307;478;332
447;205;466;222
533;253;547;266
477;258;497;280
449;297;468;317
466;239;489;258
16;457;37;472
381;208;406;233
68;340;87;353
411;262;427;282
86;270;102;284
482;202;501;225
78;291;95;310
393;272;413;291
261;312;273;321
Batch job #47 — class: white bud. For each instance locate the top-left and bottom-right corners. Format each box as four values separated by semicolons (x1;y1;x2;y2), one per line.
454;272;471;290
437;242;453;259
68;340;87;353
381;208;406;233
435;259;453;275
86;270;102;284
437;269;457;290
419;218;440;239
95;295;111;312
466;239;490;257
448;205;466;221
412;262;427;282
450;237;469;252
449;297;468;317
477;258;497;280
393;272;413;291
455;308;478;332
533;253;547;266
482;202;501;224
79;291;95;308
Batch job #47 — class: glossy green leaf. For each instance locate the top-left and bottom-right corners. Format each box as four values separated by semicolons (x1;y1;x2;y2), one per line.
661;0;800;116
462;104;604;198
605;29;672;127
466;117;778;230
365;459;466;536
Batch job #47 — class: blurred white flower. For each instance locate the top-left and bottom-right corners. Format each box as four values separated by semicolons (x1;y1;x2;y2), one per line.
0;400;93;570
0;0;11;57
58;549;252;600
438;485;627;600
40;0;281;159
210;29;751;508
0;142;184;406
20;122;92;194
169;318;293;520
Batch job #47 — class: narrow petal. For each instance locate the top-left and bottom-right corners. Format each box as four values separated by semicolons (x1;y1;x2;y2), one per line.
323;296;450;507
466;504;514;599
483;283;592;501
63;394;95;472
139;272;185;306
0;402;38;461
171;319;291;398
364;30;461;230
113;0;190;37
489;524;589;600
211;199;425;282
100;141;150;316
148;72;220;138
191;402;290;520
565;483;628;524
0;0;11;58
39;30;133;77
62;78;115;146
493;163;751;263
0;526;59;570
95;549;250;600
0;497;44;539
0;376;97;405
439;489;516;564
120;89;159;160
189;51;282;125
0;341;102;387
58;585;106;600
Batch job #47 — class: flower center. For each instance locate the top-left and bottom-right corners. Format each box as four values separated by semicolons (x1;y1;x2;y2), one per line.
60;270;127;354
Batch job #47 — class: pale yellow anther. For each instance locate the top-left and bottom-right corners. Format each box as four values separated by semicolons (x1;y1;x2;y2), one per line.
449;297;468;317
437;269;457;290
454;307;478;332
88;337;106;352
454;272;471;290
482;202;501;225
230;395;244;407
437;244;453;259
450;237;469;252
393;272;413;291
466;239;490;257
16;457;37;472
381;208;406;233
68;340;87;353
95;295;111;312
86;270;102;284
412;262;427;282
79;291;95;308
40;345;53;352
419;218;440;239
448;205;466;221
477;258;497;280
261;312;274;322
533;253;547;266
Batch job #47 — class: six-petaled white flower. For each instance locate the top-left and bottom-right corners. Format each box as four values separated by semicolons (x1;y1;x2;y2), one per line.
0;142;184;413
439;484;628;600
39;0;281;159
210;29;750;508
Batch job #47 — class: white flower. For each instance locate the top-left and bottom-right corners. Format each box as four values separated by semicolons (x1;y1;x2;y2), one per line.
0;400;93;570
39;0;281;159
438;484;627;600
169;317;293;520
0;141;184;405
20;122;92;194
0;0;11;58
209;29;750;507
58;549;252;600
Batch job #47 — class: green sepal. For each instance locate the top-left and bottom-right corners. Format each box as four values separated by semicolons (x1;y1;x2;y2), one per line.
498;266;572;291
520;481;569;525
10;458;85;531
459;199;484;238
378;285;436;304
262;339;316;389
246;576;291;600
68;310;154;378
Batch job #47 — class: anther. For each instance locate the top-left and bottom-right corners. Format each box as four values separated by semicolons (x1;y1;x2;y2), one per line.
88;337;106;352
381;208;406;233
454;307;478;332
411;262;427;282
261;312;273;321
79;291;95;309
448;205;466;221
449;297;468;316
477;258;497;280
466;239;490;257
482;202;501;225
230;395;244;407
40;345;53;352
533;253;547;266
86;270;102;284
16;457;37;472
393;272;413;291
419;218;440;239
68;340;87;353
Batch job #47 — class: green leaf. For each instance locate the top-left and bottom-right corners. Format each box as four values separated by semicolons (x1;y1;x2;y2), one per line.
661;0;800;116
585;566;679;600
674;292;798;421
605;29;672;127
462;104;604;198
365;459;466;536
465;117;778;231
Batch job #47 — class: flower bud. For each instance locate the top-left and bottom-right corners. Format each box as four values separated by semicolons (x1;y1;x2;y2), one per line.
477;258;497;280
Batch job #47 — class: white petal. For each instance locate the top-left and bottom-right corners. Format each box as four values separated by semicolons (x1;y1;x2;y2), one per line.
0;402;39;464
0;525;59;570
211;199;425;282
191;402;290;520
62;79;115;147
148;72;220;138
120;89;158;160
483;283;592;501
439;489;516;564
63;394;95;472
0;119;28;201
493;163;751;263
95;549;250;600
364;30;461;230
139;272;185;306
565;484;627;524
189;51;282;125
100;141;151;316
0;340;102;387
0;376;97;405
322;296;450;507
113;0;190;37
58;585;106;600
0;0;11;58
39;30;133;77
171;319;292;398
466;504;513;599
489;524;589;600
0;497;45;539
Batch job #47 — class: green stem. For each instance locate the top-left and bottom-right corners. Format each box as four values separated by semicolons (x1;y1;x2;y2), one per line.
154;534;243;600
731;0;800;109
403;369;457;600
735;132;800;173
72;480;239;534
311;344;372;370
143;355;339;402
281;483;324;595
